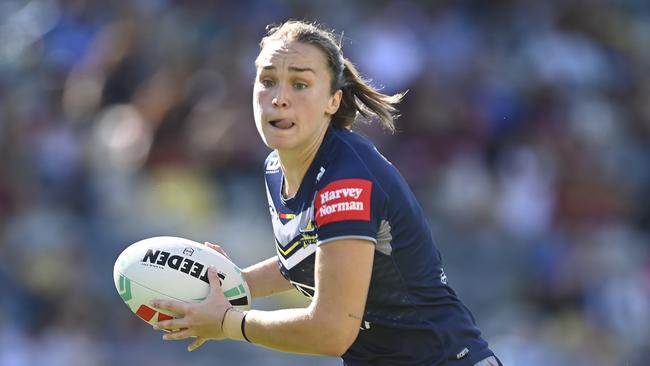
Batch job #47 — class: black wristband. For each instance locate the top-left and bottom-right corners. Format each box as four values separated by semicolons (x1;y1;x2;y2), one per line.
221;307;233;332
241;312;251;343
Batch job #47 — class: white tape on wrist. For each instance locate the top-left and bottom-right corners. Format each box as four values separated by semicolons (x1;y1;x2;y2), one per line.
222;308;247;341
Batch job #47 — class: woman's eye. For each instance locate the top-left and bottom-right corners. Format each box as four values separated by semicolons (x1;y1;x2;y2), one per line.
294;82;307;90
261;79;274;87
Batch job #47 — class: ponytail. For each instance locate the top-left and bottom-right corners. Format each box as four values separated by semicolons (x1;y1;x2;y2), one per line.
332;59;405;132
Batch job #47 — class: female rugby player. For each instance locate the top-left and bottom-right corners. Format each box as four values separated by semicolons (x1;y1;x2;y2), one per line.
152;20;502;366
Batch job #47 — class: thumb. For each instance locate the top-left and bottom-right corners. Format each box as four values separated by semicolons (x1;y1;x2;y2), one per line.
207;266;226;298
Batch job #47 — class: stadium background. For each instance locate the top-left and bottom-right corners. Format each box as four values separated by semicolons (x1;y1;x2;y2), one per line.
0;0;649;365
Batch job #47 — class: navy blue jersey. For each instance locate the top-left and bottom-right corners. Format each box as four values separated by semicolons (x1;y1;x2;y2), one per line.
264;127;494;365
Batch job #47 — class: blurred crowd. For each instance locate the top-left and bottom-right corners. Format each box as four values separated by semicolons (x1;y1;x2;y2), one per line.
1;0;649;365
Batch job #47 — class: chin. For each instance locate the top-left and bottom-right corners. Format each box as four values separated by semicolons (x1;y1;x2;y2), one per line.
260;126;302;150
262;135;296;151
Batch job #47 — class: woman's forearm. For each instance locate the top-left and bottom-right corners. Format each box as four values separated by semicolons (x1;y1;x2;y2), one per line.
242;256;294;299
243;307;355;357
235;240;374;356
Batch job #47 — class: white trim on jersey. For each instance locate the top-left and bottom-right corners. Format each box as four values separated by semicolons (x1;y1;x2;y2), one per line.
265;182;315;246
278;242;316;270
317;235;377;246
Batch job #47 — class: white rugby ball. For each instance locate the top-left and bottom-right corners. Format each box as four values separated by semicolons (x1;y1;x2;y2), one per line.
113;236;251;326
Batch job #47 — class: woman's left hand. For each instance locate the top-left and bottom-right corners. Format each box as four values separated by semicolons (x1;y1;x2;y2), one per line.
151;266;233;351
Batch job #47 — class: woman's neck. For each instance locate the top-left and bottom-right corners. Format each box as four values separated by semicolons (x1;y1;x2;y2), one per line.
278;129;327;199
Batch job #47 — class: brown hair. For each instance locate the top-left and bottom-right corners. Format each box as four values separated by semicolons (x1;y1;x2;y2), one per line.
259;20;405;132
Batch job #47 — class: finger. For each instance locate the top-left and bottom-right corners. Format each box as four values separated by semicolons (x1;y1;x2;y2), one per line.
188;337;207;352
162;328;192;341
205;242;230;259
207;266;221;288
150;299;187;314
156;318;188;331
206;266;227;300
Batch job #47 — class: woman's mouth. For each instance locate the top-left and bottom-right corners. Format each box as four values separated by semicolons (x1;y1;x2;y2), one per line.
269;119;295;130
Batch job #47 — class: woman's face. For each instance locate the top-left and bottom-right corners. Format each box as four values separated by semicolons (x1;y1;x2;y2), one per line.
253;40;341;153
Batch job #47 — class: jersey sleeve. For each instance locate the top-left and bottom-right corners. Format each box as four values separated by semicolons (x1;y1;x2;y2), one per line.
314;177;387;245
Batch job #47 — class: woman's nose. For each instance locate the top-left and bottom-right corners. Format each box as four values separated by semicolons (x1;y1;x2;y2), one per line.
271;86;289;108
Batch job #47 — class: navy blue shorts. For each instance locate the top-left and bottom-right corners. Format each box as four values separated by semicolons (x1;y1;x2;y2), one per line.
342;324;498;366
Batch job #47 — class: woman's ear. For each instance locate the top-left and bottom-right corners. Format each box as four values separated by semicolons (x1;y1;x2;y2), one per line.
326;89;343;115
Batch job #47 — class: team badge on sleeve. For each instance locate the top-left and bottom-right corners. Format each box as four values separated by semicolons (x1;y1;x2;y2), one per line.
315;179;372;226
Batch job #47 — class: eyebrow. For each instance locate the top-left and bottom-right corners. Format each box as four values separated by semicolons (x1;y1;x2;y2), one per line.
261;65;316;74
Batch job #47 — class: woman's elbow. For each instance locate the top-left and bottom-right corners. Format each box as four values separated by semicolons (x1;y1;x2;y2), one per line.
319;322;360;356
336;330;360;356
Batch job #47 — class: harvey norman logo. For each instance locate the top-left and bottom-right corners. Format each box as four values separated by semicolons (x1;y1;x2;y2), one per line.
315;179;372;226
320;187;364;204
